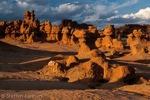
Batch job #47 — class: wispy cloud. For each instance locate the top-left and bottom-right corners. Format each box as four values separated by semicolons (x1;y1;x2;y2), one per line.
108;0;138;12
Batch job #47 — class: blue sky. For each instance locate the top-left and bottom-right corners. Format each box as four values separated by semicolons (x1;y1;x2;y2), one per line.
0;0;150;29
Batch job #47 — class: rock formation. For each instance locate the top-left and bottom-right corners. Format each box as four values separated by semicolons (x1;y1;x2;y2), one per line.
0;21;8;38
59;19;93;29
109;66;135;83
44;21;52;40
30;10;35;22
66;56;79;67
127;29;150;54
61;27;71;45
127;33;134;46
47;25;61;41
2;10;40;43
115;24;150;40
95;24;124;49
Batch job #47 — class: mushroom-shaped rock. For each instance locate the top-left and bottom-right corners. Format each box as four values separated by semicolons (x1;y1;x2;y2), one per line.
103;24;115;36
66;56;79;67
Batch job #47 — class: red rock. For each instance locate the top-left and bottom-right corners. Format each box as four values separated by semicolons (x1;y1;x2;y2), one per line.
66;56;79;67
89;49;105;59
109;66;135;83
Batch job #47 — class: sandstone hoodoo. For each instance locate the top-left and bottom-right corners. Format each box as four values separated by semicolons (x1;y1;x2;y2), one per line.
2;10;40;43
127;29;150;54
95;24;124;49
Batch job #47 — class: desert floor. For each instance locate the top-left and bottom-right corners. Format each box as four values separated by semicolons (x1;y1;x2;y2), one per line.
0;38;150;100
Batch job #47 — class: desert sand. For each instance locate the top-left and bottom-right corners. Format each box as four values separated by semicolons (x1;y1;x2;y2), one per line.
0;38;150;100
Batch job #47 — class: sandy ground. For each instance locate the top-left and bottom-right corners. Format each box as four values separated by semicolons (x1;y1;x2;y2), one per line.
0;38;150;100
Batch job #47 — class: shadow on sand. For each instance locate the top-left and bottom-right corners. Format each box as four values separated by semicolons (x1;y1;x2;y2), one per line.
0;41;78;72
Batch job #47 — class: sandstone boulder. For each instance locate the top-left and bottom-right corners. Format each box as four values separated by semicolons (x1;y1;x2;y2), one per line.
81;61;103;82
109;66;135;83
89;49;105;59
66;56;79;67
39;60;64;75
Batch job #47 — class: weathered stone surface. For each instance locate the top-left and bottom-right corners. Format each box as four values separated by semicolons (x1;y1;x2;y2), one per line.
103;62;114;81
127;29;150;55
70;35;78;44
127;33;134;46
81;61;103;81
95;38;102;48
109;66;135;83
40;61;64;75
66;56;79;67
47;25;61;41
112;39;124;49
95;24;124;49
61;27;70;45
73;29;87;38
78;43;91;55
45;21;51;34
89;49;105;59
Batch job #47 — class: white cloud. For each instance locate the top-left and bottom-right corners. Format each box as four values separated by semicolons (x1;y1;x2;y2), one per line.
16;0;29;8
123;7;150;20
108;0;138;12
24;0;50;5
51;3;82;13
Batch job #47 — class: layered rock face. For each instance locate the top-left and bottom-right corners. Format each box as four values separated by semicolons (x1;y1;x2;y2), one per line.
95;24;124;49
